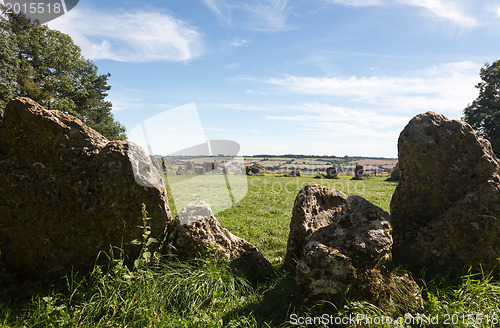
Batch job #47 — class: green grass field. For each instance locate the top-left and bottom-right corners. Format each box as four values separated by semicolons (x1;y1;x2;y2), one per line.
1;174;498;327
165;174;397;261
216;174;397;261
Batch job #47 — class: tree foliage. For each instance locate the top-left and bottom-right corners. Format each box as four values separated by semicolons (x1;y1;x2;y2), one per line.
464;60;500;157
0;24;19;111
0;6;126;140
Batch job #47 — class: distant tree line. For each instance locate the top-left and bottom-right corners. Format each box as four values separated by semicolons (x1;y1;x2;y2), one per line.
253;154;396;160
0;6;125;140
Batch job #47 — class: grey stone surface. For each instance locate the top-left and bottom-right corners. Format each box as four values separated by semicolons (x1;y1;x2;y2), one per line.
283;184;348;270
296;195;393;302
0;98;172;277
391;111;500;272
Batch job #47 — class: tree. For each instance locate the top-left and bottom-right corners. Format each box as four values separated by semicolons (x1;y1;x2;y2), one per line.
463;60;500;157
0;25;19;112
0;6;126;140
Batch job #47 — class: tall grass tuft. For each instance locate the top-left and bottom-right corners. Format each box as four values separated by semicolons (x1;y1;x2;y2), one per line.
0;249;255;327
424;268;500;328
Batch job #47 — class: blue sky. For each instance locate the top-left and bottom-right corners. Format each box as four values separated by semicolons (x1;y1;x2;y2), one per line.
47;0;500;157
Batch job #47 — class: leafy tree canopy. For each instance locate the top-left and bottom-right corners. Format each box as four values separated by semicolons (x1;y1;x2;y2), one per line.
464;60;500;157
0;6;126;140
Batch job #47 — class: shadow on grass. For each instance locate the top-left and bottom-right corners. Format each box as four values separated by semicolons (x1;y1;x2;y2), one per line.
0;264;68;303
223;270;299;327
222;268;343;328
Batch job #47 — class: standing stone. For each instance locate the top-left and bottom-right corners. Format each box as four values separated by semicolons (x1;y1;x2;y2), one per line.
202;162;215;173
283;184;348;270
353;164;364;180
386;163;399;181
165;201;274;281
0;98;173;277
186;161;196;173
325;166;338;179
245;163;262;175
391;111;500;272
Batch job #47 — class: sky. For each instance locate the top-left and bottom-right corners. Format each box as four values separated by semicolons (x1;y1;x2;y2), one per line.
45;0;500;158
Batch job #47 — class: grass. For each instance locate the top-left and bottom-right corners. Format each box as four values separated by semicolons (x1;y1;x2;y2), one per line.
0;250;258;327
0;174;498;327
422;269;500;327
166;174;397;261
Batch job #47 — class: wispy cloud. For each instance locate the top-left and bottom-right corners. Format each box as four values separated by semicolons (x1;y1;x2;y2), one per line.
202;0;292;32
205;102;277;112
265;103;405;157
228;38;250;47
266;103;407;137
250;61;482;157
220;38;250;52
264;61;481;116
108;95;144;113
324;0;383;7
400;0;476;27
326;0;477;27
48;8;203;62
224;62;241;69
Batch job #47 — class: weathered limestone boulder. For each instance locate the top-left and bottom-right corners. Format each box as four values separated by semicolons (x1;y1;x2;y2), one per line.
0;98;172;277
165;201;273;281
391;111;500;272
294;193;422;308
283;184;348;270
295;196;392;299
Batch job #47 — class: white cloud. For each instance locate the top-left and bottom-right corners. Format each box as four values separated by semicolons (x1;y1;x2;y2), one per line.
106;87;147;112
326;0;478;27
228;38;250;47
400;0;477;27
202;0;292;32
250;61;483;157
224;62;241;69
47;8;203;62
324;0;383;7
265;61;481;116
266;103;408;136
264;103;405;157
205;102;275;112
221;38;250;52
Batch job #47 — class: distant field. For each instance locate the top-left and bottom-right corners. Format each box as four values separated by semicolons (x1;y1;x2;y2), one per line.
347;158;398;168
252;160;285;166
165;174;398;261
176;156;234;164
167;156;398;176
